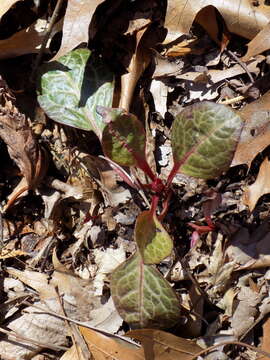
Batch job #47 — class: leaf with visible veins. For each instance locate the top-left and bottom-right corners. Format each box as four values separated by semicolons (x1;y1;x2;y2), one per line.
135;211;173;264
111;252;181;329
171;101;242;180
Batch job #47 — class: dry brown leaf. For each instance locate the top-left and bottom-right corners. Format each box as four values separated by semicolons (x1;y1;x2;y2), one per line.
0;18;62;59
243;158;270;212
0;102;45;191
119;25;151;111
79;326;144;360
60;345;86;360
232;91;270;168
0;0;22;19
164;0;270;44
242;23;270;61
52;0;105;60
261;316;270;360
127;329;203;360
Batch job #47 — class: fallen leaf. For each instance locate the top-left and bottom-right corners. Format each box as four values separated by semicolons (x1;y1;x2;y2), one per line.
242;22;270;61
164;0;270;44
261;316;270;360
127;329;203;360
232;91;270;168
119;25;151;111
243;158;270;212
0;0;22;19
79;326;144;360
0;101;46;207
149;79;168;117
52;0;106;60
0;18;61;59
93;246;126;296
60;345;85;360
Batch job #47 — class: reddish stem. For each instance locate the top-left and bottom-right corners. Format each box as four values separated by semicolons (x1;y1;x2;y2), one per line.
150;195;159;217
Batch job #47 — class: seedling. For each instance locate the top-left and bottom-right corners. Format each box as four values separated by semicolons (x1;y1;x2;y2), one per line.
38;49;243;328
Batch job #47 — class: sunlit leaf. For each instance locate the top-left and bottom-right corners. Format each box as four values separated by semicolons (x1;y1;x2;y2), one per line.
101;110;147;167
171;101;242;179
38;49;114;138
135;210;173;264
127;329;203;360
111;252;181;329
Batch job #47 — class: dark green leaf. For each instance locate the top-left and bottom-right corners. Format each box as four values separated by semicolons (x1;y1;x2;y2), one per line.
171;101;243;179
111;252;181;329
135;211;173;264
38;49;114;138
101;111;146;167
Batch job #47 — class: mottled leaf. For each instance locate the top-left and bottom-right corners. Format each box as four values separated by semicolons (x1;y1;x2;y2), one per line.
111;252;181;329
171;101;242;179
38;49;114;138
135;210;173;264
101;110;147;167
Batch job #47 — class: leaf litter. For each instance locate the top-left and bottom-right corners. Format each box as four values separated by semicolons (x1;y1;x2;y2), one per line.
2;1;270;360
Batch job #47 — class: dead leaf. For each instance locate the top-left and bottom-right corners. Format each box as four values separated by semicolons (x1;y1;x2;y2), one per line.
52;0;105;60
232;91;270;168
243;158;270;212
79;326;144;360
164;0;270;44
60;345;86;360
119;25;151;111
127;329;203;360
0;0;22;19
242;22;270;61
0;18;61;59
0;102;46;192
261;316;270;360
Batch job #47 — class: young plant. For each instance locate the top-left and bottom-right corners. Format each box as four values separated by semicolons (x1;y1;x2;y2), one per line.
97;101;242;328
38;50;243;329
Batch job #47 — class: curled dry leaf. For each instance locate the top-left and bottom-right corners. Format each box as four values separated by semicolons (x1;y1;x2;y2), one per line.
52;0;106;60
119;25;152;111
242;23;270;61
243;157;270;212
0;18;62;59
164;0;270;44
232;91;270;168
0;101;46;205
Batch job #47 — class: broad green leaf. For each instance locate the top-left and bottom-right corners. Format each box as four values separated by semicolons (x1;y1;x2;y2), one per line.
135;210;173;264
171;101;243;179
111;252;181;329
101;111;147;167
38;49;114;138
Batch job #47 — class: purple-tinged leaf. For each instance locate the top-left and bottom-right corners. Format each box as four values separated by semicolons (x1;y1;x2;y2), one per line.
101;109;155;180
110;252;181;329
170;101;243;181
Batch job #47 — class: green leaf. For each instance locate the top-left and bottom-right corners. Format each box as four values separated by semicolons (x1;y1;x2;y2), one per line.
135;211;173;264
38;49;114;138
111;252;181;329
101;111;146;167
171;101;243;179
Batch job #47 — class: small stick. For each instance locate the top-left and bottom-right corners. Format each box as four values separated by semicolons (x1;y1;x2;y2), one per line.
226;49;254;84
30;0;65;82
191;340;270;359
218;95;245;105
0;326;68;351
